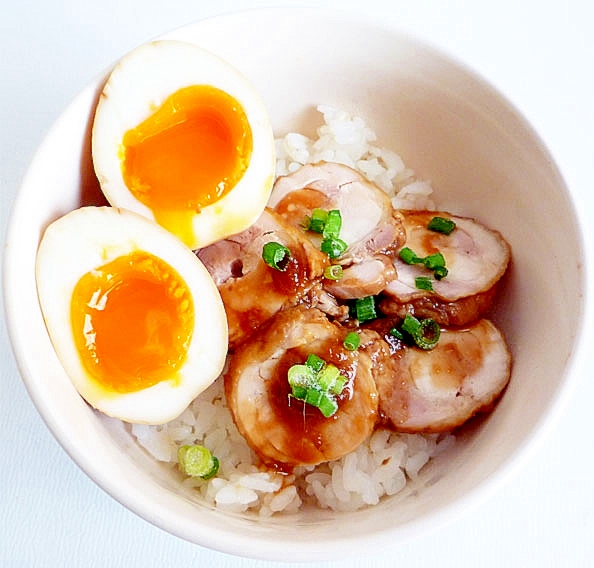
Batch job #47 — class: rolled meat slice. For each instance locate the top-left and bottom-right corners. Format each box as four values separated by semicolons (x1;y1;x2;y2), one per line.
324;256;396;300
370;318;511;432
224;306;380;467
381;211;510;326
197;208;329;350
269;161;406;270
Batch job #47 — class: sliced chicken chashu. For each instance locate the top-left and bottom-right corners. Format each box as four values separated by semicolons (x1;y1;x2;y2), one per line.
381;211;510;326
324;256;396;300
224;307;379;468
197;208;329;350
370;318;511;433
269;162;405;299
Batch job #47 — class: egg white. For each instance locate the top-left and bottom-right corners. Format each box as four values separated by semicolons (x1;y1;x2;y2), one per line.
91;40;276;249
35;206;228;424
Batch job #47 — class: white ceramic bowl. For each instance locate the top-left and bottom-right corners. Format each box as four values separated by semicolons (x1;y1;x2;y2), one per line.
3;7;588;562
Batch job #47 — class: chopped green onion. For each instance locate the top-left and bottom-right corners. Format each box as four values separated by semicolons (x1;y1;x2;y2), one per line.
401;314;421;335
318;394;339;418
262;242;291;271
288;363;316;387
317;364;341;392
433;266;449;280
322;210;342;239
291;385;307;400
288;354;348;417
415;276;434;291
178;445;219;479
324;264;343;280
399;246;449;284
427;216;456;235
354;296;377;323
307;208;329;233
330;374;347;396
343;331;360;351
389;326;404;340
399;247;423;265
304;387;324;407
423;252;446;270
305;353;325;373
400;314;440;350
303;208;348;259
413;318;441;350
303;208;343;237
290;386;340;418
320;236;348;259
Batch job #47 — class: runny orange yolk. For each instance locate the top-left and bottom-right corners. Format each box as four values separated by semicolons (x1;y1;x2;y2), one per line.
120;85;253;246
70;251;194;393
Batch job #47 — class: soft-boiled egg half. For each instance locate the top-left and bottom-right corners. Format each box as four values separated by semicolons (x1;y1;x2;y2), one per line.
36;206;228;424
92;40;275;249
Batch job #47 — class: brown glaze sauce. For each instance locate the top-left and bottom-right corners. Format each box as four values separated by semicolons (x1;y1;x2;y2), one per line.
270;252;310;296
269;336;358;429
403;211;444;255
379;285;498;327
274;188;330;229
417;328;484;391
222;246;316;349
252;327;378;468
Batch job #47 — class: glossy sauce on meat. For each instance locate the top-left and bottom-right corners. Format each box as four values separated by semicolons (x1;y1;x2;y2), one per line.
270;162;406;264
197;208;328;349
382;211;510;326
274;187;329;234
370;318;511;432
224;307;379;468
267;338;357;438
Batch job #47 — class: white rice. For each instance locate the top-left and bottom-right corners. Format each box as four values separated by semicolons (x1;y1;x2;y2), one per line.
130;105;453;516
275;105;435;210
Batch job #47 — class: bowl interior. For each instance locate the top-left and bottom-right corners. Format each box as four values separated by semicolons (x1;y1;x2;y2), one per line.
4;7;585;562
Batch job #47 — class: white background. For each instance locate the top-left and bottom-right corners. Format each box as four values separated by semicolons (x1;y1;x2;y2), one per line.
1;1;593;566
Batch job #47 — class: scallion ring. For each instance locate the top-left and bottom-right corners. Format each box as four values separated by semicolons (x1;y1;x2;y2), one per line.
324;264;343;280
400;314;440;350
413;318;441;350
399;247;449;284
287;354;348;417
307;208;329;233
389;326;404;340
177;445;219;480
320;236;348;259
427;216;456;235
354;296;377;323
262;242;291;271
318;393;339;418
317;364;343;394
433;266;449;280
423;252;446;270
322;210;342;239
288;363;317;388
343;331;360;351
399;247;423;265
305;353;325;373
415;276;434;291
401;314;421;335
